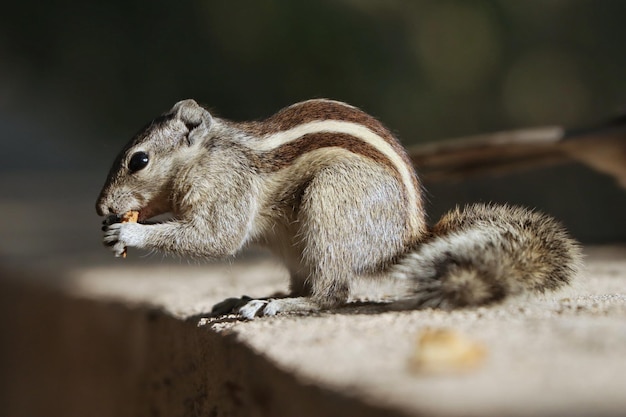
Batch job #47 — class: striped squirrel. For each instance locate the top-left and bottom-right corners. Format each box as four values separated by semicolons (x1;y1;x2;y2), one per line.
97;99;581;318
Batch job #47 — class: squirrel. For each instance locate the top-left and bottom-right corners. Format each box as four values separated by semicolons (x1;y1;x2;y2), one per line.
96;99;582;318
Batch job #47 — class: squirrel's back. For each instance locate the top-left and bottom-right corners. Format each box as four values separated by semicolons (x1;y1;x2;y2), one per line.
393;203;582;309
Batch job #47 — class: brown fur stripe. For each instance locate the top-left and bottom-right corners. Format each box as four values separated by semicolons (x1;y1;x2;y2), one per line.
238;99;421;199
251;132;400;177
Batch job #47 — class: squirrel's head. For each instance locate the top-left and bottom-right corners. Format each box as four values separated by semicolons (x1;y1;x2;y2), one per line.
96;99;213;219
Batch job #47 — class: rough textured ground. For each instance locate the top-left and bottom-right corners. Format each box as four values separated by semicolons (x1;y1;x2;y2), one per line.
78;246;626;416
1;173;625;416
2;245;624;416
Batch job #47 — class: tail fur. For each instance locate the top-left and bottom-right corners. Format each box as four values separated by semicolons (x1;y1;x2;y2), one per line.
393;203;582;309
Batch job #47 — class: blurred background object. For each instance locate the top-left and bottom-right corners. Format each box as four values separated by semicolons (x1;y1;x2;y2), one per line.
1;0;625;265
409;115;626;187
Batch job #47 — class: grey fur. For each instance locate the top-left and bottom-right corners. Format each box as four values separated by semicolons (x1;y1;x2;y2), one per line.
97;99;582;318
392;204;582;309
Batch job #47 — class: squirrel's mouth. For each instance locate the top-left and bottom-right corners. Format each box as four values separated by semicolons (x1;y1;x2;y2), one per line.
139;211;174;223
134;195;172;222
98;193;173;223
103;208;172;226
136;208;153;222
135;203;176;223
134;208;168;223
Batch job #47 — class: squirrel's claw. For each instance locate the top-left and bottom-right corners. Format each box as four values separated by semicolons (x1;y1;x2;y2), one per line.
102;214;122;227
102;223;126;256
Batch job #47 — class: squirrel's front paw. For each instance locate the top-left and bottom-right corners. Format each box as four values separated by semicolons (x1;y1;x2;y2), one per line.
102;221;143;257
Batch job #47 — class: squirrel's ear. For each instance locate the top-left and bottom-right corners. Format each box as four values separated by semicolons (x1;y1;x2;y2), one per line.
171;99;212;145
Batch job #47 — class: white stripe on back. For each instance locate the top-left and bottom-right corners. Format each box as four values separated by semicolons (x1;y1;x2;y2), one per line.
247;119;421;233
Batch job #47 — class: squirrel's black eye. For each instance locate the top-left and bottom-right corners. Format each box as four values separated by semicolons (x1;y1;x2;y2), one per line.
128;151;149;172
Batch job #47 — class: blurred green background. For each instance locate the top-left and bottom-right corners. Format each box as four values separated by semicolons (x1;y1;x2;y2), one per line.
1;0;625;252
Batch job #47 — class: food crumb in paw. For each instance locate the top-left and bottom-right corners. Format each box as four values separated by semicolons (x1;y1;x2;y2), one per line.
120;210;139;258
409;328;486;374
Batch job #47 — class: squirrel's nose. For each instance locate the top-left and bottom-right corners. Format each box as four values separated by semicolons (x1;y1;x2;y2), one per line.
96;202;109;217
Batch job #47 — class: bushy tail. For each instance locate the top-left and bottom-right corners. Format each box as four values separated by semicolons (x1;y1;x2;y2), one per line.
392;203;582;309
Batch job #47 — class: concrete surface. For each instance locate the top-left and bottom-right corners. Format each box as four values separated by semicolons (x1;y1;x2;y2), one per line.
1;172;625;416
1;246;625;417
